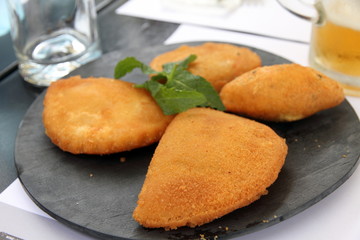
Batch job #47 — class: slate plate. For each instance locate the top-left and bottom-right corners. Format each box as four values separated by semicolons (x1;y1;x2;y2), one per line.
15;42;360;240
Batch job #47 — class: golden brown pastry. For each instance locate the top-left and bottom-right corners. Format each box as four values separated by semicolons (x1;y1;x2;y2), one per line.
150;42;262;92
220;64;345;121
133;108;287;230
43;76;174;154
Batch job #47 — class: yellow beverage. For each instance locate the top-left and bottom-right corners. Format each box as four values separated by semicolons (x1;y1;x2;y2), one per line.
311;20;360;76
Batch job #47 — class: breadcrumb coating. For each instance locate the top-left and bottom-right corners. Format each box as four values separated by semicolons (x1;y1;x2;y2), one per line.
133;108;287;229
220;64;345;121
43;76;174;154
150;42;261;92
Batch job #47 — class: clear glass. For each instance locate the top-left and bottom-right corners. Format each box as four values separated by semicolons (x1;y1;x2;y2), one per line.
6;0;102;87
278;0;360;97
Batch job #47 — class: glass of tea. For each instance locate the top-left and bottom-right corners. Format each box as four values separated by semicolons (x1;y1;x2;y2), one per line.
278;0;360;96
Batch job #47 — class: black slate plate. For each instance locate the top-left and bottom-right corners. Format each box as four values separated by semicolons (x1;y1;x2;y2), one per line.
15;42;360;240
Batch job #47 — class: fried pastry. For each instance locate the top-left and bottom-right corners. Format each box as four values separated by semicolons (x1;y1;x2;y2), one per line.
133;108;287;230
150;42;261;92
43;76;174;154
220;64;345;121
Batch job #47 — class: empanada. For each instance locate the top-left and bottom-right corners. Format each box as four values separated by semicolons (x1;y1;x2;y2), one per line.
133;108;287;229
220;64;344;121
150;42;261;92
43;76;174;154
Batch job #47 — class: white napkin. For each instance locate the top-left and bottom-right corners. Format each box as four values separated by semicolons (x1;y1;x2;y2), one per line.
116;0;312;42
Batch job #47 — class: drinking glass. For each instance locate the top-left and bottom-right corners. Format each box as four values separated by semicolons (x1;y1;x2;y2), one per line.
278;0;360;96
6;0;102;87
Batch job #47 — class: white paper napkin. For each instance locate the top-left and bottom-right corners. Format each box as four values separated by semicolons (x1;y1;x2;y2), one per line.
116;0;312;42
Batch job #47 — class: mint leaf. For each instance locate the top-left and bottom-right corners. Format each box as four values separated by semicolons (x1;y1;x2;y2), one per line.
114;55;225;115
114;57;157;79
169;68;224;110
138;80;207;115
156;89;207;116
162;54;196;74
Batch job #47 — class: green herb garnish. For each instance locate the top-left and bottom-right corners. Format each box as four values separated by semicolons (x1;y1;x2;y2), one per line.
114;55;225;115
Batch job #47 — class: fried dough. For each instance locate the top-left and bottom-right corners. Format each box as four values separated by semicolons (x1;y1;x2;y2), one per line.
133;108;287;230
43;76;174;154
220;64;345;122
150;42;261;92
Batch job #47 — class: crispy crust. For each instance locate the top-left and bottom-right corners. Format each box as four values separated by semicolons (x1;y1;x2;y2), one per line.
133;108;287;229
220;64;345;121
150;42;261;92
42;76;174;154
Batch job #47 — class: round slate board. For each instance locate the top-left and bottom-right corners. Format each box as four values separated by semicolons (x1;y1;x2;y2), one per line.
15;42;360;240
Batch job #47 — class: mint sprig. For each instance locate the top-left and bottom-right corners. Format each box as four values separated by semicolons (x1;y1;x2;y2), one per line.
114;55;225;115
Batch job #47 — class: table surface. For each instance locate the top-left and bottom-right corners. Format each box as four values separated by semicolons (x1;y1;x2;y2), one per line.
1;1;360;240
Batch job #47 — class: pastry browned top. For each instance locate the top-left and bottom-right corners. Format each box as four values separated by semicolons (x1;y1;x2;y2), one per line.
150;42;261;92
43;76;174;154
133;107;287;230
220;64;345;121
